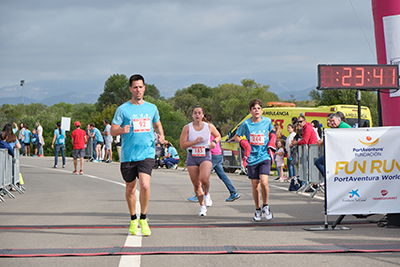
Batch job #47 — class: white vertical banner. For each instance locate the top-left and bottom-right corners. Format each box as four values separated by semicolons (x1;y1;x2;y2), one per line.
383;14;400;97
61;117;71;132
325;127;400;215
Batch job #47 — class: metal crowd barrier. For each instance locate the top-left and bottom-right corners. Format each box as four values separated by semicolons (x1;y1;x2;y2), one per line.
296;144;324;197
85;136;94;161
221;142;246;175
0;148;25;202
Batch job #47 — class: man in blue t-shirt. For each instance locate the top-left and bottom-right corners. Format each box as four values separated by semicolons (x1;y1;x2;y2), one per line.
89;123;104;162
111;74;165;236
23;125;32;156
234;99;275;222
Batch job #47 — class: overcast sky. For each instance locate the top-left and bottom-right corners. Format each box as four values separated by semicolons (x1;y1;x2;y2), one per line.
0;0;377;98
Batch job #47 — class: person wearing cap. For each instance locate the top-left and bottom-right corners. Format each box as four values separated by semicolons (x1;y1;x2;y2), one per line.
71;121;87;175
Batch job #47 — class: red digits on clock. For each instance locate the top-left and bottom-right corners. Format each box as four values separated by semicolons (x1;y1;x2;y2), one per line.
373;68;383;85
342;68;351;86
355;67;364;86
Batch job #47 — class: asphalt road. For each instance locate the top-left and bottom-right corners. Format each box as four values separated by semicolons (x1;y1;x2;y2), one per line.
0;156;399;267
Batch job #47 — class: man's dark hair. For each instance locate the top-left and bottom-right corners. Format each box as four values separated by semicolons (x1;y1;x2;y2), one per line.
129;74;145;86
249;99;262;110
90;123;95;127
104;119;109;124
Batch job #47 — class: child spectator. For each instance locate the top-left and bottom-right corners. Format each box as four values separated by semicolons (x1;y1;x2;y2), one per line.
275;139;286;182
31;129;39;157
23;125;32;156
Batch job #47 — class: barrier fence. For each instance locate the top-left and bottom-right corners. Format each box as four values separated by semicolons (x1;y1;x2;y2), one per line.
0;148;25;202
221;142;246;175
296;144;325;197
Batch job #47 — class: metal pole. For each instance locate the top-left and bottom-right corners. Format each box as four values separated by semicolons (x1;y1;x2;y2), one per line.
20;80;25;105
357;89;361;127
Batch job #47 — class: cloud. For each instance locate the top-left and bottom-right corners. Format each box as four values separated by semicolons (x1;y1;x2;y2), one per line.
0;0;377;96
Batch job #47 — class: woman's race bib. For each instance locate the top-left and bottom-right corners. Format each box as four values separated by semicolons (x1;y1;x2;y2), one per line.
192;146;206;157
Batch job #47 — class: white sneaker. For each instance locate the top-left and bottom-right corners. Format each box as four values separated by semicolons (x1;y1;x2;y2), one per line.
204;194;212;207
262;205;273;220
253;209;262;222
199;205;207;216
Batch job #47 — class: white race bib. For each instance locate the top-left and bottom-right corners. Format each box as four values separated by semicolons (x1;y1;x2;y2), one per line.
250;133;264;146
192;146;206;157
133;118;151;133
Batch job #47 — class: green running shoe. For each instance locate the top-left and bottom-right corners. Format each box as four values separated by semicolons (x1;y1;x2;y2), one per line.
139;218;151;236
129;219;138;235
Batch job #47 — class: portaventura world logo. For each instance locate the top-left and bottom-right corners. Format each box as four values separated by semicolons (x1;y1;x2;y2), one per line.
358;136;379;146
353;135;383;157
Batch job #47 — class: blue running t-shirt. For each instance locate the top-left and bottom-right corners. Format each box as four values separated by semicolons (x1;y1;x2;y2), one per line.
112;101;160;162
236;116;273;166
92;128;104;143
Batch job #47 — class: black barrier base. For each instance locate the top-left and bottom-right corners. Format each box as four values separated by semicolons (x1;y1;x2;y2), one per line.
303;226;351;231
303;214;351;231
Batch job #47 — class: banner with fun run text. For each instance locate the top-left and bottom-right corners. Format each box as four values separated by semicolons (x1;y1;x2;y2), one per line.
325;127;400;215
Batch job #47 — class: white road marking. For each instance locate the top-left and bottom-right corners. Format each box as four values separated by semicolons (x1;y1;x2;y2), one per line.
21;164;143;266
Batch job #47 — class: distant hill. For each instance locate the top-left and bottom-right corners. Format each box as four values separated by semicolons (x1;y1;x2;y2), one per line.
0;92;99;106
276;86;315;101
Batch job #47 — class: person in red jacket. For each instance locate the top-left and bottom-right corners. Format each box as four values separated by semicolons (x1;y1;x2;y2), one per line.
290;115;318;147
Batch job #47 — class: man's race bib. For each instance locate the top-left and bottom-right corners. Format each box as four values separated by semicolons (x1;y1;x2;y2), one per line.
133;118;151;133
192;146;206;157
250;133;264;146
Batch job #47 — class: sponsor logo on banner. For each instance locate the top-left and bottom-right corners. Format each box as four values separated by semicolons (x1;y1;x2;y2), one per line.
358;136;379;146
372;189;398;201
342;189;367;202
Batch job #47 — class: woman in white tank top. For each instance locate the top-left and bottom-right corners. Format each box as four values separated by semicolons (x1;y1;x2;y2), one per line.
180;106;221;216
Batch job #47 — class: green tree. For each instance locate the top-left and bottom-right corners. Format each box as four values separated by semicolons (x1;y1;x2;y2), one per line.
145;84;161;99
96;74;130;111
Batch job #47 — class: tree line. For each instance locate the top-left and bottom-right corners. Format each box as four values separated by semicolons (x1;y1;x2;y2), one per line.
0;73;378;164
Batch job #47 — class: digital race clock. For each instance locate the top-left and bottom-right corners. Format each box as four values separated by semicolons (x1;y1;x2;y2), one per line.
317;64;399;90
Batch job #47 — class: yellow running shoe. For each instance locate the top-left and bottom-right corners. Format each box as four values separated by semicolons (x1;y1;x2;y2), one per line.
129;219;138;235
139;218;151;236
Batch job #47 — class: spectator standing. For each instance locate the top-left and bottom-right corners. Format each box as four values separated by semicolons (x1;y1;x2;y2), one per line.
102;119;113;163
36;122;45;157
31;129;39;156
18;123;25;155
89;123;104;162
285;124;296;179
233;99;275;222
71;121;87;175
275;139;286;182
23;125;32;156
51;122;66;168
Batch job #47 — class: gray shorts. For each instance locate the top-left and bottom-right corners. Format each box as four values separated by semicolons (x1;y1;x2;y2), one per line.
186;150;212;167
72;149;85;159
105;141;112;150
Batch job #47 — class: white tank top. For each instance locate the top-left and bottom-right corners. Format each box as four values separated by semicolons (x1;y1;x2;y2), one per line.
188;122;210;149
